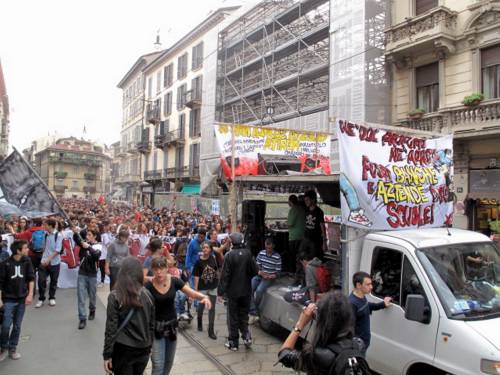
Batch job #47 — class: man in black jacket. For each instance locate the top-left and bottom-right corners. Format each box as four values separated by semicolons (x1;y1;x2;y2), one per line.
77;229;101;329
218;232;258;351
0;240;35;361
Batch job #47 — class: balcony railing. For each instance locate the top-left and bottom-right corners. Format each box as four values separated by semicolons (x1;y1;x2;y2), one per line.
146;105;161;124
189;166;200;179
396;98;500;136
83;186;97;194
84;173;96;180
165;128;185;145
53;185;67;194
385;7;458;62
48;155;101;167
136;140;151;154
144;170;163;181
54;171;68;179
185;90;202;109
127;141;138;154
154;134;166;149
165;166;189;179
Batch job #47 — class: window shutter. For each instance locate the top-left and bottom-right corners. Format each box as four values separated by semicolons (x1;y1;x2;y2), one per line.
416;62;438;87
481;45;500;68
416;0;437;15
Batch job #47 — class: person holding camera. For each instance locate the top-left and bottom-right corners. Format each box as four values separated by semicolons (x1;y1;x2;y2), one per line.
145;256;212;375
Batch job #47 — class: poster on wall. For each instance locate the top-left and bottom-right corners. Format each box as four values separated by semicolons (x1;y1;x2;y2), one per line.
337;119;454;230
214;123;331;179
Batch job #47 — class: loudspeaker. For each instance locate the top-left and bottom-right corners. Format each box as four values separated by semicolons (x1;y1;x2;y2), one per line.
242;200;266;232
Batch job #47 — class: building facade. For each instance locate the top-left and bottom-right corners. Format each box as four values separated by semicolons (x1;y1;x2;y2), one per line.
385;0;500;233
0;60;9;160
116;51;162;204
35;137;109;199
138;7;239;207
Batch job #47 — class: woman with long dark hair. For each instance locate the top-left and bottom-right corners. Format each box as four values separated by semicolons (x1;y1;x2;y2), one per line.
103;257;155;375
278;291;367;375
146;256;212;375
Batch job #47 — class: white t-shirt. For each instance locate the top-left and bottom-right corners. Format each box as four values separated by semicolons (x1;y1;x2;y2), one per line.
100;232;114;260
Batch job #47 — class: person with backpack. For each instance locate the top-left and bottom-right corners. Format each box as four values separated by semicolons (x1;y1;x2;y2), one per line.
36;219;63;308
278;291;371;375
0;240;35;361
103;257;155;375
299;251;330;302
349;271;392;356
77;229;101;330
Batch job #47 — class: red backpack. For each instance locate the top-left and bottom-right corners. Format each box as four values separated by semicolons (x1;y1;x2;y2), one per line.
315;264;331;294
60;238;80;269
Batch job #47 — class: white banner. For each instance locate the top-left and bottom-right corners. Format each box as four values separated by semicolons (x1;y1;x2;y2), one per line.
337;119;454;230
214;123;331;178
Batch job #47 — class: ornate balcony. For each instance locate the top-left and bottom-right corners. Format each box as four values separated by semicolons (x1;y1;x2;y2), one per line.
84;172;96;180
83;186;97;194
146;105;161;125
144;170;163;181
53;171;68;179
395;98;500;137
127;141;138;154
48;155;101;167
385;7;458;63
136;141;151;154
185;90;202;109
165;166;189;180
53;185;67;194
165;128;185;146
154;134;166;149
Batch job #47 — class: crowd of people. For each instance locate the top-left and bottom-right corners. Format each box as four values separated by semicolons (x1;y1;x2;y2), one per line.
0;194;391;375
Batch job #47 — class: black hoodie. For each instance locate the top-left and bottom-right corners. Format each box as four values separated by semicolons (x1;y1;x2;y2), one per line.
0;255;35;302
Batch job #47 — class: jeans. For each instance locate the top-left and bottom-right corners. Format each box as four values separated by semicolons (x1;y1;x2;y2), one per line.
196;293;216;333
109;266;120;290
77;274;97;320
250;276;273;315
151;336;177;375
227;295;251;343
175;291;186;315
38;264;60;301
0;301;26;352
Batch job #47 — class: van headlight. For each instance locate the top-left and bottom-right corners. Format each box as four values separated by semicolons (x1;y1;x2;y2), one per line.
481;359;500;374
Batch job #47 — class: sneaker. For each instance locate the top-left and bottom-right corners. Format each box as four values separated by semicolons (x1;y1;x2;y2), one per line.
348;209;372;227
0;350;8;362
88;310;95;321
49;299;56;306
9;351;21;360
35;301;43;308
224;340;238;351
243;332;252;348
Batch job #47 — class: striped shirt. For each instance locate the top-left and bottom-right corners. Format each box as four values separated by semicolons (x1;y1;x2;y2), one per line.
256;250;282;276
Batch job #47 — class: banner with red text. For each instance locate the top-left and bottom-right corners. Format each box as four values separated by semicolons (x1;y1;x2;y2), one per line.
214;124;331;179
337;119;453;230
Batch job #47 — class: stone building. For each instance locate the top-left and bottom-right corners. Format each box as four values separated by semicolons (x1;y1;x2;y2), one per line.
385;0;500;233
34;137;109;199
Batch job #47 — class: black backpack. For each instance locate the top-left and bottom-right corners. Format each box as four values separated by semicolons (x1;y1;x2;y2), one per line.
327;338;371;375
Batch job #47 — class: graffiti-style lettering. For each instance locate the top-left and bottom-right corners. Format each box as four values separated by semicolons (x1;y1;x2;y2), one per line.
389;147;404;162
381;131;426;150
407;148;436;166
358;125;379;143
386;202;434;228
392;165;438;185
339;120;356;137
376;181;428;204
430;184;450;204
362;156;391;181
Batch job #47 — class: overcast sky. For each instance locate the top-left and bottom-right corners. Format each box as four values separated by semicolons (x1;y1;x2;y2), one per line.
0;0;246;152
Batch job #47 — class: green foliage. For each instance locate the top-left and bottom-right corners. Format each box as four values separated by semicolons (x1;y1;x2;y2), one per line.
408;108;425;116
489;220;500;234
463;93;484;106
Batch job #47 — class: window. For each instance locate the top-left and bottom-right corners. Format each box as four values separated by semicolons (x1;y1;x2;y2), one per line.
189;108;201;137
179;113;186;138
177;84;187;110
163;63;173;88
163;91;172;116
72;180;79;189
416;0;437;15
416;62;439;113
73;166;79;174
153;150;158;170
482;45;500;99
191;75;202;100
147;77;153;98
189;143;200;175
175;146;184;169
401;257;425;308
156;71;162;94
192;42;204;70
177;53;188;79
371;247;402;305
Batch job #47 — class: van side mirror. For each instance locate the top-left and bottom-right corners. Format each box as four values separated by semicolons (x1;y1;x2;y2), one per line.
405;294;430;324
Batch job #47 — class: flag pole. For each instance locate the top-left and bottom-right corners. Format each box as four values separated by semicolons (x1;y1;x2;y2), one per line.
12;147;70;219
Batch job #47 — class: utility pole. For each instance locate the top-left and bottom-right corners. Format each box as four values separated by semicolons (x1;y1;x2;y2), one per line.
229;123;238;232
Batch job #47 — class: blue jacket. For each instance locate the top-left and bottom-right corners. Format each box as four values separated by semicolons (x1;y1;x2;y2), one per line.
185;237;202;272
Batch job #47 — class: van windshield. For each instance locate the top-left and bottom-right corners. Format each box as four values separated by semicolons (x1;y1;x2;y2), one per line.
417;242;500;320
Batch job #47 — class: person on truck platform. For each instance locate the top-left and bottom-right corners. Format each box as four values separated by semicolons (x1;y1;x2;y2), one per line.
300;190;327;262
349;271;392;356
298;251;327;302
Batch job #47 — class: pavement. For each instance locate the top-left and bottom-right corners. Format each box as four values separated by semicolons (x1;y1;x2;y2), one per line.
0;285;294;375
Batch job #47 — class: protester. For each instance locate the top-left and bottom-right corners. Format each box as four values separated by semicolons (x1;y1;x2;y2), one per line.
299;251;325;302
99;222;114;286
185;228;206;276
249;238;281;321
193;241;219;339
77;229;101;329
105;229;130;290
36;219;63;308
0;240;35;361
278;291;369;375
301;190;327;261
349;271;392;355
103;257;155;375
145;256;212;375
287;194;305;284
143;238;166;282
218;232;258;351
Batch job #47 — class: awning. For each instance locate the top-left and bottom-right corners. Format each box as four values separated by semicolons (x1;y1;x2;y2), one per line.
181;184;200;194
467;192;500;201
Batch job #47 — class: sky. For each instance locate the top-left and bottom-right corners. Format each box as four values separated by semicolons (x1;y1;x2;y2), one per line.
0;0;246;152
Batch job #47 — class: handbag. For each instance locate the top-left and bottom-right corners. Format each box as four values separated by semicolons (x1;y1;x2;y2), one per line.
154;318;178;341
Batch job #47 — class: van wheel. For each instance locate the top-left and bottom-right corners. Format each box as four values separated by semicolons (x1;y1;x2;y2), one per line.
407;364;448;375
259;315;278;334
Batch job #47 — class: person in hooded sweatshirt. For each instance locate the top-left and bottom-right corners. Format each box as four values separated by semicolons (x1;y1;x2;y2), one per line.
0;240;35;361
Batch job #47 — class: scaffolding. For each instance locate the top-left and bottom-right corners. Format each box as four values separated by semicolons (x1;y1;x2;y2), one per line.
216;0;330;125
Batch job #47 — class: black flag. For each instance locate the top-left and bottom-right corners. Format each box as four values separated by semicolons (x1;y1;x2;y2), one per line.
0;148;67;218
